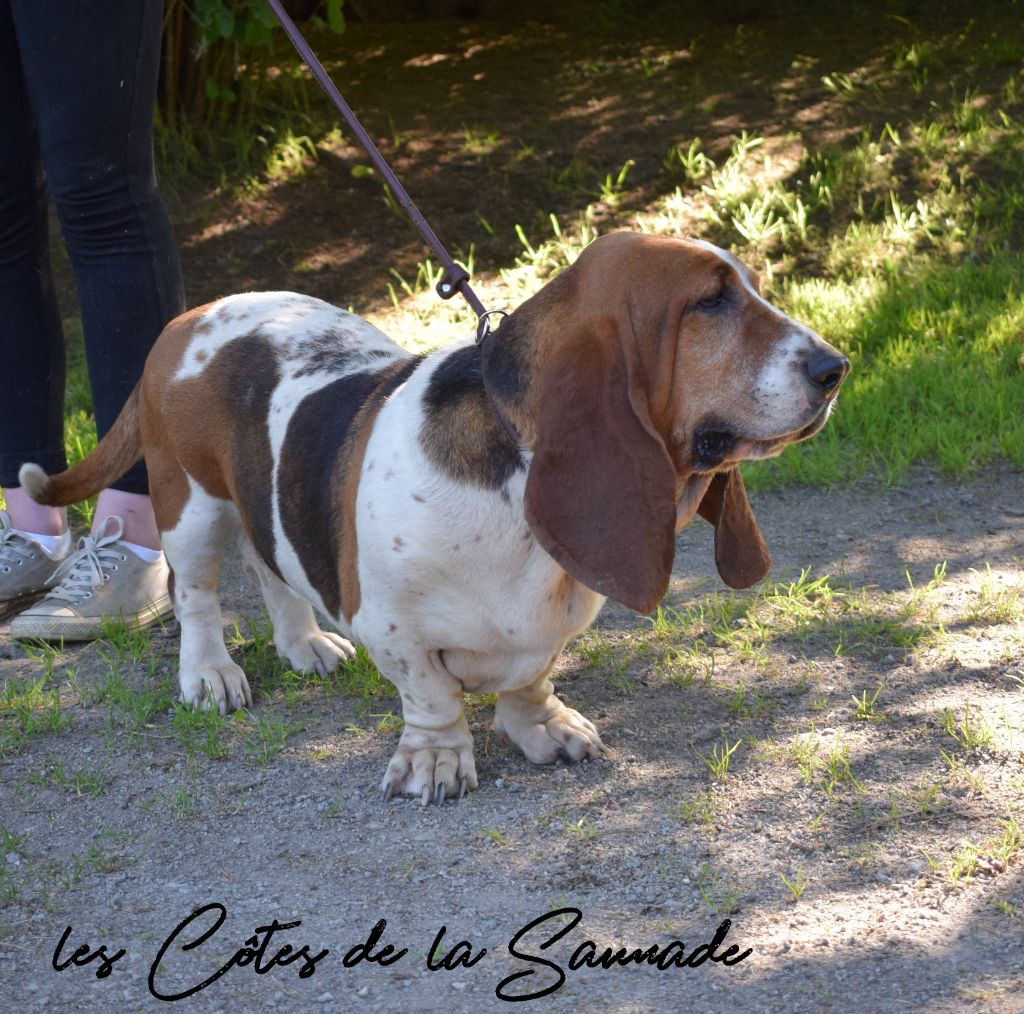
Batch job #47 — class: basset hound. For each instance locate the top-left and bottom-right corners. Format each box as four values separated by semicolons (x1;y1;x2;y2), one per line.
21;232;849;803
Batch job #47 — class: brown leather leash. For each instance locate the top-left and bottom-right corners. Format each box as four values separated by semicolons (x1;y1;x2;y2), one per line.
266;0;506;344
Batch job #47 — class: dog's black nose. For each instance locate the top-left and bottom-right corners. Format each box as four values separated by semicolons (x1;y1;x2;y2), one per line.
805;350;850;391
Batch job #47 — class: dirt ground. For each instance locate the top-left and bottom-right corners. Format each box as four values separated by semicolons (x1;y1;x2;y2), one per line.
3;3;1023;1012
2;468;1023;1012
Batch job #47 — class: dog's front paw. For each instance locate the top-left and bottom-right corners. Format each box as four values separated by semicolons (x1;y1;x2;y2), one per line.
381;718;478;805
278;630;356;676
495;694;605;765
179;661;253;714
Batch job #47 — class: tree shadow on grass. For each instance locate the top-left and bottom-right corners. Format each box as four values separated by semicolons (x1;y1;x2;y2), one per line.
165;0;1019;313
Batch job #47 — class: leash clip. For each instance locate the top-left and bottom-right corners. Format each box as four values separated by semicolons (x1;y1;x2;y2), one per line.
475;308;508;345
436;265;470;301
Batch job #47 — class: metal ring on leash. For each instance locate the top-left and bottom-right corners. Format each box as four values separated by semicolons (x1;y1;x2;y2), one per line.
475;308;509;345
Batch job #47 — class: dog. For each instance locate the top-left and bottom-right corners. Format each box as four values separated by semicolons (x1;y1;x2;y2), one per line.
20;232;849;803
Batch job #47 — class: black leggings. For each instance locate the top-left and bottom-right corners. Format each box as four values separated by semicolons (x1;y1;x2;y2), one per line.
0;0;184;493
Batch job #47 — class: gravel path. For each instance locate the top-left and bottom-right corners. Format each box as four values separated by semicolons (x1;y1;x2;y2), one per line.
2;468;1023;1013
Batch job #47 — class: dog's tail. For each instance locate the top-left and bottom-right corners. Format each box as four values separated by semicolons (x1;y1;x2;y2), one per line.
19;385;144;507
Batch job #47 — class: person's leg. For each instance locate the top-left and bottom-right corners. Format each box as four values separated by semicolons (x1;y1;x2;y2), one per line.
6;0;183;638
0;0;70;540
11;0;184;550
3;490;66;539
95;489;161;550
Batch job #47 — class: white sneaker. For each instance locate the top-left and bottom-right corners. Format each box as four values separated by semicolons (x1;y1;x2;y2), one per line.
10;515;172;642
0;511;70;620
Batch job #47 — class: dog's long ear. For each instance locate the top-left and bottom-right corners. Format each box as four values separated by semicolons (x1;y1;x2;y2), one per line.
522;317;678;614
696;469;771;588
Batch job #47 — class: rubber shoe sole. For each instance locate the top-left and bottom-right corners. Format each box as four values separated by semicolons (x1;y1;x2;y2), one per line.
10;595;175;643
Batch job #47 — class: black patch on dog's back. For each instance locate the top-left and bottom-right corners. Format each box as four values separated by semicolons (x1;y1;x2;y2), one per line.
278;357;419;618
210;334;282;575
291;336;395;379
420;345;525;490
426;344;484;401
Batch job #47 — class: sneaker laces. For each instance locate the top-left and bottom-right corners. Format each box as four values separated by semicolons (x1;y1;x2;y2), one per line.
47;516;128;605
0;511;42;573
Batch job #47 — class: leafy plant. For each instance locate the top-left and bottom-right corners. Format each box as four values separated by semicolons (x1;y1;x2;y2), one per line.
158;0;347;175
780;867;809;902
851;685;883;721
693;736;742;780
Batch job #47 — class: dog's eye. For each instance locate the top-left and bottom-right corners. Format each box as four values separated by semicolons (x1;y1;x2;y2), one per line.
695;292;726;311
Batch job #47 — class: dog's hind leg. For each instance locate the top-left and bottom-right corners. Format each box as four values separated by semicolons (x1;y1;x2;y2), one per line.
160;478;252;713
238;538;355;675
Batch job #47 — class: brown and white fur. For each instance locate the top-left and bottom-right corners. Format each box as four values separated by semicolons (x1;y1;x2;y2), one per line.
20;232;849;803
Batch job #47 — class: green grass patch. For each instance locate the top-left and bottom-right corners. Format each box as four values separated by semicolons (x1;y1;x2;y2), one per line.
82;664;176;734
492;55;1024;487
0;677;73;756
239;714;307;764
28;762;110;798
759;255;1024;485
226;617;393;705
635;565;944;670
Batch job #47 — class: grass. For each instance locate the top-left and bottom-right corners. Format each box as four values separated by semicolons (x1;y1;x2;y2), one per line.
780;866;809;903
819;738;862;800
0;603;398;773
627;565;945;673
695;862;743;915
0;677;73;756
170;704;232;761
564;816;599;841
225;618;392;705
93;665;175;734
942;703;996;752
729;685;777;720
851;685;884;721
28;763;109;798
84;613;385;763
946;815;1019;884
693;736;742;780
962;567;1024;626
0;821;138;907
480;826;507;845
97;617;155;666
676;789;718;827
163;785;196;819
240;715;307;764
